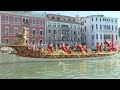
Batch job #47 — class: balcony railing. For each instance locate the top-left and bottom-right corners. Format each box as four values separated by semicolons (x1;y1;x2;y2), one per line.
61;33;70;35
60;27;71;30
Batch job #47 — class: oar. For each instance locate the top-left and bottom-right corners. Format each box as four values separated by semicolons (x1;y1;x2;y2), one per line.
46;48;62;64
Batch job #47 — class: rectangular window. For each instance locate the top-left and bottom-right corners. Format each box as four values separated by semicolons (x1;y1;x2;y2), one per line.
14;17;18;24
32;19;36;25
100;34;102;39
32;40;35;44
40;31;42;36
92;25;93;29
81;28;82;32
100;25;102;29
40;19;43;26
49;29;51;33
22;18;29;25
96;24;98;29
5;38;9;44
112;26;113;30
5;27;9;35
96;34;98;39
5;16;9;24
116;35;117;40
73;25;76;29
92;35;94;39
26;18;29;25
115;26;117;30
92;18;93;21
85;27;86;31
48;22;52;27
104;34;106;39
112;20;113;22
14;28;18;35
53;23;56;27
22;18;25;24
109;25;110;30
32;29;35;36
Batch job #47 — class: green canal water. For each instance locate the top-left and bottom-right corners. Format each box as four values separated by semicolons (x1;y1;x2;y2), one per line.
0;53;120;79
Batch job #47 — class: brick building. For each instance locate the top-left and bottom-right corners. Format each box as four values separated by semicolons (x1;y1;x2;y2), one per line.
0;11;46;46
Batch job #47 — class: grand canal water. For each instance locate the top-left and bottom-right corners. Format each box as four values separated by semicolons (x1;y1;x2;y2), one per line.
0;53;120;79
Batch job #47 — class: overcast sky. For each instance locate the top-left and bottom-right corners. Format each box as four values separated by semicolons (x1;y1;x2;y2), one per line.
32;11;120;27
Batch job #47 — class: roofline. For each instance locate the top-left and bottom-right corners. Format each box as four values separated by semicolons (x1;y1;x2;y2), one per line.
46;13;76;18
85;15;118;19
0;11;46;18
47;20;80;24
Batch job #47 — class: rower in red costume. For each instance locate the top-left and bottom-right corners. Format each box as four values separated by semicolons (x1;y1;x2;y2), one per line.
100;42;103;52
47;42;53;54
73;44;83;53
82;44;88;53
104;40;111;52
61;42;67;52
66;44;72;54
96;42;103;52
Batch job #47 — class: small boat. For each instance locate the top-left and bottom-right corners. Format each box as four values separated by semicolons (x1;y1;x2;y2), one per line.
0;26;120;60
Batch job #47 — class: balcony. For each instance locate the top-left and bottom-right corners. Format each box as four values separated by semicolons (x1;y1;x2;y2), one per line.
60;27;71;30
60;25;71;31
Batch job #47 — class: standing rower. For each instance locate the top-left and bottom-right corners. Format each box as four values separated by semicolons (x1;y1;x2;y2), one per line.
47;42;54;54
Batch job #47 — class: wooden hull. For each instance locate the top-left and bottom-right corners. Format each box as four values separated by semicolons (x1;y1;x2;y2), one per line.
16;49;119;59
17;52;118;62
0;53;119;65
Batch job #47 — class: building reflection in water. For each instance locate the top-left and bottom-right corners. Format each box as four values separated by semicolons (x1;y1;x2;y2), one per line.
62;64;70;72
106;60;120;78
79;60;87;75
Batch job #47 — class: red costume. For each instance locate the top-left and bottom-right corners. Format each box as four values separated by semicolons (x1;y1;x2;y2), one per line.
74;44;83;52
83;44;88;53
104;40;111;52
47;42;53;54
61;42;67;52
66;45;72;54
96;43;100;52
100;43;103;52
